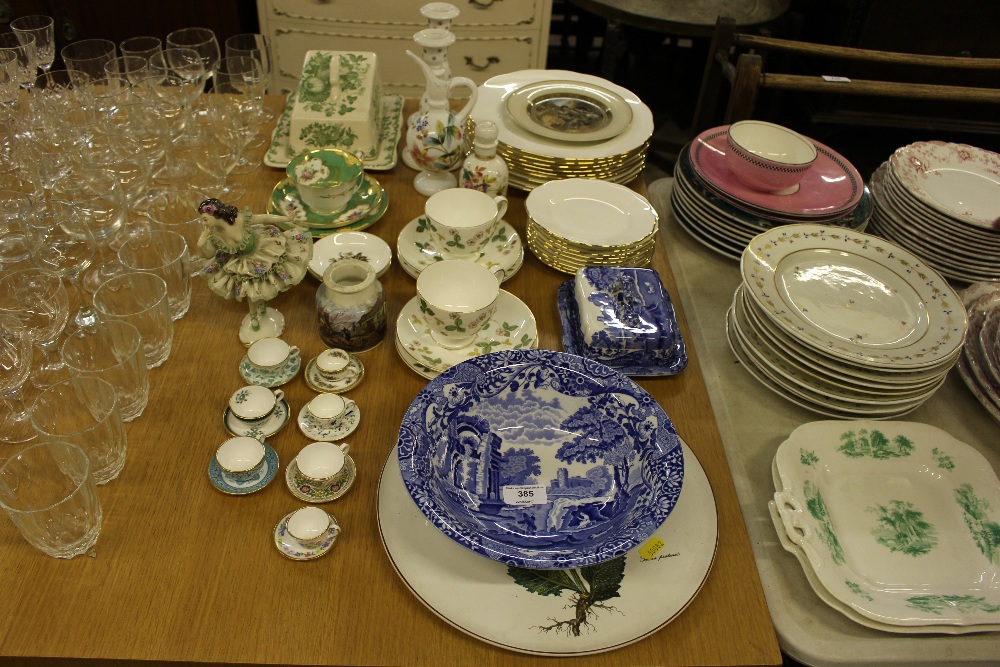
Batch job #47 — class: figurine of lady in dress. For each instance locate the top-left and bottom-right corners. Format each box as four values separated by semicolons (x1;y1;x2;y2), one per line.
196;198;313;344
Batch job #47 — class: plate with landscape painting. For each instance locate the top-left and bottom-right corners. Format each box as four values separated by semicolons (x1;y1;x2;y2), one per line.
396;349;684;570
773;420;1000;628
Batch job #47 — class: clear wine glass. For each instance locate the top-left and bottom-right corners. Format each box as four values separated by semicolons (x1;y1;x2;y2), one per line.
149;47;207;89
224;33;274;123
0;32;37;90
60;39;116;86
213;56;264;175
165;28;220;83
10;15;55;75
0;190;33;271
22;199;99;329
0;268;70;388
120;36;161;62
132;73;201;184
190;109;245;202
0;312;35;444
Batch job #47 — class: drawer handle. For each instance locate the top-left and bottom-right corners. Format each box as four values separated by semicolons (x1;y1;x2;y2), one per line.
464;55;500;72
468;0;500;7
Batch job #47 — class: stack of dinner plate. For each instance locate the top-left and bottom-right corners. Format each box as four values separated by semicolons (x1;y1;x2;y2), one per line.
726;224;967;419
671;126;871;260
867;141;1000;284
524;178;658;274
470;70;653;191
956;282;1000;424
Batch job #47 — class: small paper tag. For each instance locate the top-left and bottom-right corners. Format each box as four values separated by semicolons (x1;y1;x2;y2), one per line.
502;484;547;505
639;537;666;560
822;75;851;83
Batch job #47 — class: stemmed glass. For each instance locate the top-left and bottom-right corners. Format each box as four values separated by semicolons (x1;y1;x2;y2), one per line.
61;39;117;85
0;268;70;388
132;71;204;184
0;51;20;113
149;47;208;87
0;312;35;444
224;33;274;123
22;199;99;330
213;56;264;175
166;28;220;83
120;36;161;62
10;15;55;75
0;33;37;90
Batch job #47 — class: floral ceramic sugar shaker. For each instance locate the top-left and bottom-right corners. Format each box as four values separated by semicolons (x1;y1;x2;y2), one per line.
316;258;386;353
460;120;508;197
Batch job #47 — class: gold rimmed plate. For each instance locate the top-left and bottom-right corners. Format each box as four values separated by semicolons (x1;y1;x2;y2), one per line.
504;80;633;144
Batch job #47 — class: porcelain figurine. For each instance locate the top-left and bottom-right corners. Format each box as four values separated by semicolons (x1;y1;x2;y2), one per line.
460;120;508;197
403;42;478;196
196;198;313;345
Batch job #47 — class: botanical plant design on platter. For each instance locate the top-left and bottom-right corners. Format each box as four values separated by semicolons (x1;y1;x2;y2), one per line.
507;556;626;636
838;428;913;459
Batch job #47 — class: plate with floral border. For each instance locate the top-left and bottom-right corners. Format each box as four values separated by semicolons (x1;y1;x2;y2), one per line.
273;509;341;560
208;443;279;495
557;281;687;377
380;438;716;655
265;92;404;171
773;420;1000;628
396;215;523;281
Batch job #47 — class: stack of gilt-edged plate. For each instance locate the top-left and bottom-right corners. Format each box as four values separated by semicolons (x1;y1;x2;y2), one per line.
726;224;967;419
867;141;1000;284
671;126;871;260
470;70;653;191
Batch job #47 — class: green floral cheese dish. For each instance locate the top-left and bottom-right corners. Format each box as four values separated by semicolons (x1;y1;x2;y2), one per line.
773;420;1000;628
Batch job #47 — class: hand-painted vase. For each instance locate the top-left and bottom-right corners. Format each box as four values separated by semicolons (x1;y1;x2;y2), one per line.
316;258;386;352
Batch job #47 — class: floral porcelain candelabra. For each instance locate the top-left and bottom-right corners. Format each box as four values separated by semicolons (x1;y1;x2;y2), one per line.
404;41;478;196
406;5;460;128
196;198;313;345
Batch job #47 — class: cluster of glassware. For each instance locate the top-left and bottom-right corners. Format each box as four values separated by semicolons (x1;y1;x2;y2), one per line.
0;20;276;561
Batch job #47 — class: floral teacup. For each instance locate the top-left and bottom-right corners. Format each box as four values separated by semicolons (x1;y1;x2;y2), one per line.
287;148;365;215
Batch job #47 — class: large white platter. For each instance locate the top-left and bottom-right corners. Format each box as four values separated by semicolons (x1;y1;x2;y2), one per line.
741;224;967;369
525;178;658;247
773;420;1000;628
378;439;717;656
889;141;1000;229
471;69;654;160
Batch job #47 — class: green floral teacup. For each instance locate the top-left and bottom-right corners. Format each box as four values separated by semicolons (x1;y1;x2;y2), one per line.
287;148;365;215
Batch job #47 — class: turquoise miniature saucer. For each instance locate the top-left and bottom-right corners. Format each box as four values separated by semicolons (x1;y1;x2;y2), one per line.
208;443;279;495
239;354;301;388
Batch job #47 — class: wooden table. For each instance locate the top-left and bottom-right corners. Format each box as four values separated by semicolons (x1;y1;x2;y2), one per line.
0;96;781;667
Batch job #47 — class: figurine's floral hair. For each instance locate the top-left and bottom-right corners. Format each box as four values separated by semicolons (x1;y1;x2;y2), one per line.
198;198;240;225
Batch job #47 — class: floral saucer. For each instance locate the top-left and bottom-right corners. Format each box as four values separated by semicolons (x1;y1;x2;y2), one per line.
396;215;523;281
557;281;688;376
284;456;357;503
269;174;384;228
297;402;361;441
396;290;537;374
223;398;291;439
394;333;439;380
208;443;279;495
273;509;340;560
303;355;365;394
308;231;392;281
239;354;301;388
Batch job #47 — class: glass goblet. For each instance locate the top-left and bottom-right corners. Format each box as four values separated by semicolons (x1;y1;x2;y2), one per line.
212;56;263;175
165;28;220;82
10;15;55;74
0;312;35;444
224;33;274;123
0;268;70;388
0;32;36;90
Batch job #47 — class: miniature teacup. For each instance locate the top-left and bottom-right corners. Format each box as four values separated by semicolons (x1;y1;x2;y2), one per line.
215;436;266;483
295;440;352;488
315;348;351;376
425;187;508;258
305;393;354;426
286;148;365;215
229;385;284;422
416;260;502;349
285;506;339;548
247;337;299;372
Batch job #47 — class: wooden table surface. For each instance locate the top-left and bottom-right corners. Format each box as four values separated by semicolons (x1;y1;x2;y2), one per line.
0;96;781;667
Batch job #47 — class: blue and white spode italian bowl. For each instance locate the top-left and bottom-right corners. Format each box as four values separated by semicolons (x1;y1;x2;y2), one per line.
397;349;684;569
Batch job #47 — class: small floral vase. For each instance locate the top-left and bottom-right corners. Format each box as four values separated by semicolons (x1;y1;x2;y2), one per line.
316;259;386;353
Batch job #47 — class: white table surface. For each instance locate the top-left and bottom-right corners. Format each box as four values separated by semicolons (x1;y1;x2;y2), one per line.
647;176;1000;667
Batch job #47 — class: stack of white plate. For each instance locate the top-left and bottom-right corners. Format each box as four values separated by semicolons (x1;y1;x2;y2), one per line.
727;224;967;419
470;70;654;191
770;420;1000;634
867;141;1000;284
524;178;658;274
671;126;871;260
956;282;1000;424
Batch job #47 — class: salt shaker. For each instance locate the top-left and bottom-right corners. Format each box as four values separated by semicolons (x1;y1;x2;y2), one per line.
460;120;509;197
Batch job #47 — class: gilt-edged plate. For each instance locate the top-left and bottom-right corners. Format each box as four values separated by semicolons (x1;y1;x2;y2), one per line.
773;420;1000;628
396;349;684;570
504;79;633;144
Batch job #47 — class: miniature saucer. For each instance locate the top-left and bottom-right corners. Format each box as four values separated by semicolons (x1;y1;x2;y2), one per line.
396;215;523;281
239;354;301;388
308;231;392;281
269;174;383;227
303;355;365;394
284;456;357;503
273;509;340;560
396;290;537;373
208;443;279;495
297;401;361;441
557;281;688;377
224;398;291;439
